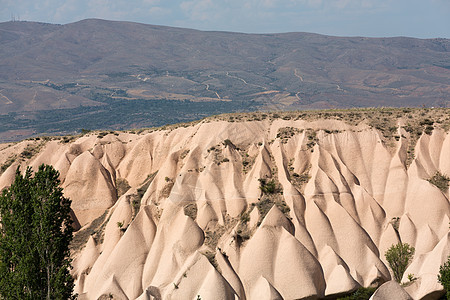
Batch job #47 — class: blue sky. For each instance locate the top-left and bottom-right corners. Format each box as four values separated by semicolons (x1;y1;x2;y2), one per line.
1;0;449;38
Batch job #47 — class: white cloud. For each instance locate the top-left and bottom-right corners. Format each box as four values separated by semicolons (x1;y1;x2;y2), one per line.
180;0;218;21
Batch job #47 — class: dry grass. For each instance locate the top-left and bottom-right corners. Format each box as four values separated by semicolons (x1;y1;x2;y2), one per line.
203;214;239;250
240;149;256;174
0;155;16;174
160;181;174;199
28;108;449;167
209;108;450;167
277;127;303;144
208;107;450;137
20;141;46;160
254;151;291;224
289;163;311;191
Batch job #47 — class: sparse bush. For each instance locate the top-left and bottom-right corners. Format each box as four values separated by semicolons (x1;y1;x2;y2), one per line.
391;217;400;232
305;129;318;149
424;125;434;135
137;171;158;200
336;287;376;300
428;171;450;192
275;201;290;215
184;203;198;220
259;178;277;194
116;178;131;198
420;118;434;126
292;172;310;185
388;126;397;133
235;229;251;244
21;149;33;158
204;251;218;269
385;243;415;283
180;149;190;159
70;210;108;250
98;293;114;300
131;199;140;216
20;143;43;159
240;211;250;224
161;180;175;198
0;156;16;174
255;197;273;220
97;131;108;139
223;139;235;148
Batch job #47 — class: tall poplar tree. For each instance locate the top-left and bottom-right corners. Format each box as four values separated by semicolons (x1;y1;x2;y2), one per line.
0;164;75;299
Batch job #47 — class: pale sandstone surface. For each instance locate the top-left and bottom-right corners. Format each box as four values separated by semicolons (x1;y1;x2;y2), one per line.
370;280;412;300
0;119;449;300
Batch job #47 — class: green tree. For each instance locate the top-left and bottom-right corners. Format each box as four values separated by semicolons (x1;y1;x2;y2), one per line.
438;256;450;299
385;242;415;283
0;164;75;299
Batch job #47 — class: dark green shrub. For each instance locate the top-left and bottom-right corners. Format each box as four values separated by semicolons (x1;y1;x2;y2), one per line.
259;178;277;194
336;287;377;300
420;119;434;126
223;139;235;148
424;125;434;135
438;256;450;299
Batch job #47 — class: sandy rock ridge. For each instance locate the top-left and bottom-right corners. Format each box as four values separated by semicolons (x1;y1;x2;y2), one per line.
0;116;449;299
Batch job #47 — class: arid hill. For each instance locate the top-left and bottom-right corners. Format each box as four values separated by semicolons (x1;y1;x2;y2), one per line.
0;19;449;141
0;108;449;299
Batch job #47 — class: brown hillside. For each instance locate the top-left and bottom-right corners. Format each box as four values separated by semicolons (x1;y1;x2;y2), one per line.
0;19;449;141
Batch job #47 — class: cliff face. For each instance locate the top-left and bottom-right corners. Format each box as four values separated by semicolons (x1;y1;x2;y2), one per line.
0;114;449;299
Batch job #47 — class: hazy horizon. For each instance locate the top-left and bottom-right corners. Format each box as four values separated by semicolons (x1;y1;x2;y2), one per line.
1;0;449;39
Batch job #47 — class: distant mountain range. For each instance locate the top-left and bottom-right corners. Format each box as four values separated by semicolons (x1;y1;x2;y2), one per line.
0;19;449;141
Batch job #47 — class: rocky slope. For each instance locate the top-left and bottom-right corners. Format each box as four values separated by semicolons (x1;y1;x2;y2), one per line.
0;109;449;299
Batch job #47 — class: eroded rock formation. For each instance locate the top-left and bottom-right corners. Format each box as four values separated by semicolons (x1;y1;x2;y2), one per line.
0;115;448;299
